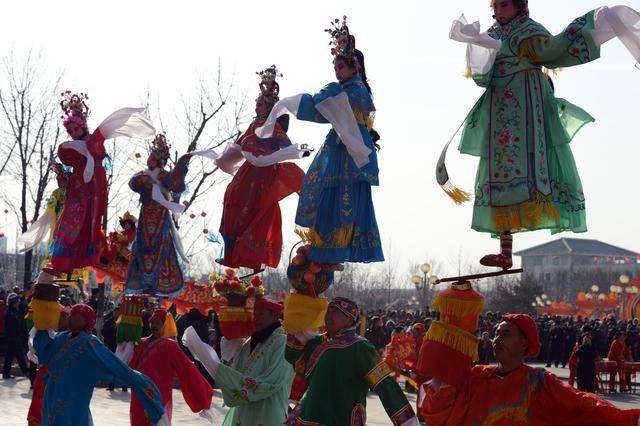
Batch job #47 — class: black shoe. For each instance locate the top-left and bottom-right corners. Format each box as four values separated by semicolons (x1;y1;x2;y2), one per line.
3;375;15;380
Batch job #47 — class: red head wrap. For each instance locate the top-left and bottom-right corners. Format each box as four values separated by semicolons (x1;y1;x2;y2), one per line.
71;304;96;333
501;313;540;359
150;309;168;323
254;297;284;313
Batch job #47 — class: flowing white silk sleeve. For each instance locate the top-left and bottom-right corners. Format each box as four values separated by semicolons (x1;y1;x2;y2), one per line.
450;15;502;76
214;142;244;175
255;94;304;139
96;107;156;139
241;144;309;167
182;326;221;376
219;337;246;364
256;92;372;168
592;6;640;65
314;92;372;168
116;342;135;365
18;210;53;252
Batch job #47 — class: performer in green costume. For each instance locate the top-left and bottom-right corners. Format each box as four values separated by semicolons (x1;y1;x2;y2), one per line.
182;297;294;426
438;0;640;269
285;297;419;425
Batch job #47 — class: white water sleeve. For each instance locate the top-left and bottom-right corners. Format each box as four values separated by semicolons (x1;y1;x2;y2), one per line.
314;92;372;168
220;336;246;364
214;143;244;175
181;326;221;376
115;342;135;364
241;144;309;167
255;94;304;139
592;6;640;64
450;14;502;76
96;107;156;140
18;210;54;252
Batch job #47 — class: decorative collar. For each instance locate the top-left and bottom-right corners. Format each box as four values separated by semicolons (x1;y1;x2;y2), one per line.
250;321;280;352
327;326;358;341
489;13;530;41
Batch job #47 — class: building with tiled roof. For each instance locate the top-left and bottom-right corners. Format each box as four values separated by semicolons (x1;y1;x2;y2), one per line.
514;238;640;300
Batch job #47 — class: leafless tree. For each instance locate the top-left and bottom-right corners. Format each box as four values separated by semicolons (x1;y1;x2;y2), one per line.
0;51;62;287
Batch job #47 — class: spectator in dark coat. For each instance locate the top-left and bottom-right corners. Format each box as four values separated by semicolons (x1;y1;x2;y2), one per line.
3;294;29;379
575;334;599;393
365;316;388;354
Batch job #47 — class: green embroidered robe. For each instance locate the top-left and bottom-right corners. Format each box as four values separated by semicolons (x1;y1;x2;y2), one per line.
215;326;294;426
285;328;414;425
461;11;602;235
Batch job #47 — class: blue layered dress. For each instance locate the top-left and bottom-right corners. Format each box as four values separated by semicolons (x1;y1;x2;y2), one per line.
34;330;165;425
294;76;383;264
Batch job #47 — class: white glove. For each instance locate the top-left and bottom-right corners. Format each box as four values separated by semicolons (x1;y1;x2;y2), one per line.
182;326;221;376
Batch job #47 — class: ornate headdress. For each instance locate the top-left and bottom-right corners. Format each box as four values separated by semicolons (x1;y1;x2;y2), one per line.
329;297;360;323
325;16;359;71
119;211;137;227
60;91;90;133
150;134;170;164
256;65;282;107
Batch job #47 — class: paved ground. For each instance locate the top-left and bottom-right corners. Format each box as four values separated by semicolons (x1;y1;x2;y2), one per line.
1;364;638;425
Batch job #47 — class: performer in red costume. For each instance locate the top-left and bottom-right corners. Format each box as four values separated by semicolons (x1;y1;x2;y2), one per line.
50;92;155;274
217;66;308;271
101;212;137;265
608;332;632;393
419;314;640;425
129;309;213;425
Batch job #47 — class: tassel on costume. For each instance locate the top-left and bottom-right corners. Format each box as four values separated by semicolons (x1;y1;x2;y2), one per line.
432;288;485;318
416;281;485;388
442;181;472;205
425;320;479;361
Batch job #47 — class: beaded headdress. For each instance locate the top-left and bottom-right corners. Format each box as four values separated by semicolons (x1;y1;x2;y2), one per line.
329;297;360;323
150;134;170;164
256;65;282;107
325;16;360;71
60;91;89;133
119;211;137;226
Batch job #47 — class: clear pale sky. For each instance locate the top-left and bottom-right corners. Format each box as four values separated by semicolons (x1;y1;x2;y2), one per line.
1;0;639;278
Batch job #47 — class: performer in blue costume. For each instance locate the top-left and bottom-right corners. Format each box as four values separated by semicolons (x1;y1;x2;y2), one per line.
126;135;191;296
34;304;167;426
257;17;383;265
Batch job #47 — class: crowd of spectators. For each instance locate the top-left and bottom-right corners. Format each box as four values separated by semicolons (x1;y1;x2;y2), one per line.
0;286;223;386
3;285;639;394
363;308;640;393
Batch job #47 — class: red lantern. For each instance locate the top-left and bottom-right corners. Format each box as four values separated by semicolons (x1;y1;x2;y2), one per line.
200;212;207;217
189;213;196;219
